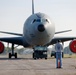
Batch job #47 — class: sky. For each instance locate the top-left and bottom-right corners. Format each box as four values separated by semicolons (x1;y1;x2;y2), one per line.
0;0;76;47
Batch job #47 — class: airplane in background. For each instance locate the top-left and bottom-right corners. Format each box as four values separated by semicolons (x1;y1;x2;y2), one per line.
0;0;76;59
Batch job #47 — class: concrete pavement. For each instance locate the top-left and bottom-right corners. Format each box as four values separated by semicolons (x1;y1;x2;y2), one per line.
0;55;75;75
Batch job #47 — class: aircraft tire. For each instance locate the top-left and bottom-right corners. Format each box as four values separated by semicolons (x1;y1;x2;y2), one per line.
15;53;17;58
9;53;11;58
45;57;47;60
33;52;37;59
33;53;34;58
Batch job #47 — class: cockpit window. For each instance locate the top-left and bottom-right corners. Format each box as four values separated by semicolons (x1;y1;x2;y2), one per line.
36;19;41;22
42;19;52;24
46;19;49;23
32;19;41;23
31;18;51;24
33;19;36;23
41;19;49;23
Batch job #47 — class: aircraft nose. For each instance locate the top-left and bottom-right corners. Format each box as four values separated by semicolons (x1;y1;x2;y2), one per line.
38;24;45;32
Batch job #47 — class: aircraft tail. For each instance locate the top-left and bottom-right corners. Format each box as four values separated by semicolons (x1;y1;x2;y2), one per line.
32;0;34;14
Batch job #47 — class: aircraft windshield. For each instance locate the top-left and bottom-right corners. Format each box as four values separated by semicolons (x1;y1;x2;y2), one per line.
36;19;41;22
32;19;41;23
32;18;50;24
41;19;49;23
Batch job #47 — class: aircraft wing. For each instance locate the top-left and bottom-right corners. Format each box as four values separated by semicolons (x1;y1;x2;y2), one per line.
0;37;23;45
46;37;76;46
55;30;72;34
0;31;30;46
0;36;30;47
0;31;22;36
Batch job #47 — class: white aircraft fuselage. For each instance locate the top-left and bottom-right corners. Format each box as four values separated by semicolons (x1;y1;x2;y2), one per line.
23;13;55;46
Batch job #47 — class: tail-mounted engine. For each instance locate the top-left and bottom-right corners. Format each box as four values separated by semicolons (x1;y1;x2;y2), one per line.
0;41;4;53
69;40;76;53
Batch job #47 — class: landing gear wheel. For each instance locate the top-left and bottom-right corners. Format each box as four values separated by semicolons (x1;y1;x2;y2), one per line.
15;53;17;58
33;53;34;58
45;57;47;60
33;53;37;60
34;57;37;60
9;53;11;58
9;53;17;58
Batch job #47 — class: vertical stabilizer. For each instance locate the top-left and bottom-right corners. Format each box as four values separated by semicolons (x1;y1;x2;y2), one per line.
32;0;34;14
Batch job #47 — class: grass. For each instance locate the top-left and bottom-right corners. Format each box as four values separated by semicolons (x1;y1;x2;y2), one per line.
64;54;76;58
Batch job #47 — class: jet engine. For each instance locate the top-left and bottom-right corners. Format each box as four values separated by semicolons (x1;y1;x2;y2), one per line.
69;40;76;53
0;41;4;53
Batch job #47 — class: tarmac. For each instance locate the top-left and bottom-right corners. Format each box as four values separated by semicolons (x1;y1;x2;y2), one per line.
0;54;76;75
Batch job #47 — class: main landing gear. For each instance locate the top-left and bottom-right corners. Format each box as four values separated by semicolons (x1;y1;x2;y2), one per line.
9;44;17;58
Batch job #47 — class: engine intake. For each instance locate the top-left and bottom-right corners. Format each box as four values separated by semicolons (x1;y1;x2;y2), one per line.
0;42;4;53
69;40;76;53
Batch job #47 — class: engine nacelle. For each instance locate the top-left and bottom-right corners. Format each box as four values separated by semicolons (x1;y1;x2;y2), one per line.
69;40;76;53
0;42;4;54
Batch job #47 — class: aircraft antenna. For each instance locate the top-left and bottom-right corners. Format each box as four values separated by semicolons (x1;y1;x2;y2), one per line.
32;0;34;14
